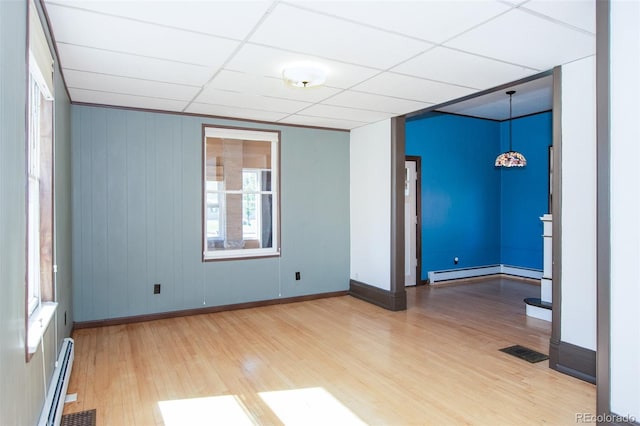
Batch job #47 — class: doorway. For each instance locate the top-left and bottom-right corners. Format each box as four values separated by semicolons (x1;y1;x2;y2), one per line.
404;156;421;286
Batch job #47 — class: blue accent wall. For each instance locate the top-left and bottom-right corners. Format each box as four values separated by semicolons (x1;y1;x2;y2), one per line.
406;111;551;280
406;113;502;277
71;106;350;322
500;112;552;269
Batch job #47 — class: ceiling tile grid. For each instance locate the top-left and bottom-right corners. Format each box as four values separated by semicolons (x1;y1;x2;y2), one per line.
43;0;596;130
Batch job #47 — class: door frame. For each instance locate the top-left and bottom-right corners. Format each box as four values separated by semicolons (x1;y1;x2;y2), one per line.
405;155;423;285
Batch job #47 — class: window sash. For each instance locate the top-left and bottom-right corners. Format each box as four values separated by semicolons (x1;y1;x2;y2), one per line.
203;127;279;260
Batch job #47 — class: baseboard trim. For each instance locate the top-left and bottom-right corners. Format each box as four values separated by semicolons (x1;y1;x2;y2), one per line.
428;265;501;282
549;339;596;384
349;279;407;311
428;264;542;283
428;273;539;287
73;290;348;329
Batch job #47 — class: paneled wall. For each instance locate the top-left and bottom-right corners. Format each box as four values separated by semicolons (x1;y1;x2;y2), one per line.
0;1;73;424
72;106;350;322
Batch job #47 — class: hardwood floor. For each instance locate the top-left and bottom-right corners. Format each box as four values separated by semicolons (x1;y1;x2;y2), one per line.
63;278;595;425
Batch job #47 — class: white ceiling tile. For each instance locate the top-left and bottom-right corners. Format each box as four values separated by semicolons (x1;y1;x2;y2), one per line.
227;44;380;89
522;0;595;34
209;70;340;103
278;114;367;130
323;91;431;115
63;69;200;101
45;0;271;40
194;88;312;114
249;3;431;69
46;4;238;67
295;1;511;43
353;72;475;104
445;8;595;70
69;88;188;111
392;47;539;91
44;0;587;128
297;104;394;123
57;43;212;86
185;103;289;123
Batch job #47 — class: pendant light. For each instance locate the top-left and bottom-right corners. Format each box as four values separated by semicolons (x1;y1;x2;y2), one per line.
495;90;527;167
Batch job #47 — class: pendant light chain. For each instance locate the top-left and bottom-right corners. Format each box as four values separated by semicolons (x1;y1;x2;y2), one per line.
509;91;513;152
494;89;527;168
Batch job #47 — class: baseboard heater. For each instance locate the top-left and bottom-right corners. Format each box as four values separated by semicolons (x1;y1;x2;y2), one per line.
38;337;74;426
428;265;542;283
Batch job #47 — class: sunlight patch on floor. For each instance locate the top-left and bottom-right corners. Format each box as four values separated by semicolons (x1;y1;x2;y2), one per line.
258;387;366;425
158;395;253;426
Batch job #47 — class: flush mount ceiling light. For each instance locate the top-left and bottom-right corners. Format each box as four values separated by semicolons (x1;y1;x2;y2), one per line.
282;64;327;88
495;90;527;168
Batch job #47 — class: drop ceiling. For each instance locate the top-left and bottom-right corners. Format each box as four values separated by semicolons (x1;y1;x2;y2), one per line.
42;0;595;130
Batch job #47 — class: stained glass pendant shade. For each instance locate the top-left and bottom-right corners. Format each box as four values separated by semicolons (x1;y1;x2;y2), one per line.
495;90;527;168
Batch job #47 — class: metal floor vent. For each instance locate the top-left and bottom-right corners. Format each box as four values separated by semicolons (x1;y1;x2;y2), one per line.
499;345;549;363
61;409;96;426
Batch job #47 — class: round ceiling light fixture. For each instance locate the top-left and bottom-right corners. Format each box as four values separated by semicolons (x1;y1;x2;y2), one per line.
282;63;327;88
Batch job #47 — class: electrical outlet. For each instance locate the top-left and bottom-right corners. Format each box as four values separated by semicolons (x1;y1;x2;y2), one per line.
153;283;161;294
295;272;301;281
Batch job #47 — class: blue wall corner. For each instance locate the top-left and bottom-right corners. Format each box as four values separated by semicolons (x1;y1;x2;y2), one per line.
406;113;502;278
406;111;551;280
500;112;552;270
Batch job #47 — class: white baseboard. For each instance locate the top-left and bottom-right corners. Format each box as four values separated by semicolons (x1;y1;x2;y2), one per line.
500;265;543;280
428;264;542;283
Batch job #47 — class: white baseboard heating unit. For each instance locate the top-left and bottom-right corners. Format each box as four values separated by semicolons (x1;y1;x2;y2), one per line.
38;337;74;426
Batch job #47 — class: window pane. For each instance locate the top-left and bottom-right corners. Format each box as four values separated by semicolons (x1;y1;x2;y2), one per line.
206;192;222;239
242;192;258;240
260;194;273;249
222;194;244;248
27;176;40;314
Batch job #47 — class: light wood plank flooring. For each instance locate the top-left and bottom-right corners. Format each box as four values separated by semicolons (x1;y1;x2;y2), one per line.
63;278;595;425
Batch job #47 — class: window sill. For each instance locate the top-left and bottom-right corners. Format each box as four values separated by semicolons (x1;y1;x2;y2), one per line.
27;302;58;354
203;248;280;262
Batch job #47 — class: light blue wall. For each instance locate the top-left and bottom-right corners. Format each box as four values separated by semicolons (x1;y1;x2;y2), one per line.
71;106;350;322
406;111;551;280
0;1;73;424
406;113;502;278
500;112;551;269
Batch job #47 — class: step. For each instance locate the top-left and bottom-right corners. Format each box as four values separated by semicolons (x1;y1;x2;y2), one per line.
524;297;552;309
524;297;552;322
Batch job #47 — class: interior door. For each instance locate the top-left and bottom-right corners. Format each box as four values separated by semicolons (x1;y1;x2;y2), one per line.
405;160;418;286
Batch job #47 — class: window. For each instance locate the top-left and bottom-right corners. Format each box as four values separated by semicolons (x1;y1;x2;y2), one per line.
203;126;280;260
26;0;56;357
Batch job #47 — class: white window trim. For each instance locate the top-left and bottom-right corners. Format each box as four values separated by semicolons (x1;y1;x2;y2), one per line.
203;127;280;261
